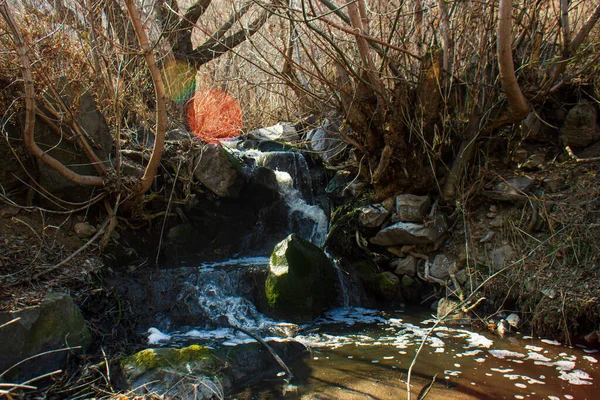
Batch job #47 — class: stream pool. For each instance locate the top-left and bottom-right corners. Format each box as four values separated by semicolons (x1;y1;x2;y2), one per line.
229;308;599;399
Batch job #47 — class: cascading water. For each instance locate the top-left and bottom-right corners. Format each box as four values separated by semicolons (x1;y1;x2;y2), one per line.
273;170;328;246
144;140;599;399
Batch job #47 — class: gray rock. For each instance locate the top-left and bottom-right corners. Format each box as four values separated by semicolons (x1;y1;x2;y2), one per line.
489;244;517;271
0;292;91;381
249;122;299;142
262;234;336;322
391;256;416;276
395;194;430;222
358;204;389;228
326;170;352;198
74;221;97;238
561;101;600;147
485;176;536;201
307;127;342;163
193;144;244;197
35;83;112;202
370;211;446;246
121;341;307;400
430;254;454;280
436;297;469;322
489;205;499;213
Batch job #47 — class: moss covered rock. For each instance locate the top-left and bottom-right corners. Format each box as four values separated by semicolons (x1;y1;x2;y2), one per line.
120;345;216;386
374;271;401;301
0;292;91;382
119;340;308;399
262;234;336;322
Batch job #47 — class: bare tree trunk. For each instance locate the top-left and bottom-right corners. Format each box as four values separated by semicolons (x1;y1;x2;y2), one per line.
0;3;104;187
497;0;530;121
347;1;384;99
124;0;167;196
436;0;452;73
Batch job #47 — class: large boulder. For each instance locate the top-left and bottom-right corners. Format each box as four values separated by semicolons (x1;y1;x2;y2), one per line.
120;341;307;399
34;86;112;201
261;234;337;322
193;144;245;197
0;292;92;382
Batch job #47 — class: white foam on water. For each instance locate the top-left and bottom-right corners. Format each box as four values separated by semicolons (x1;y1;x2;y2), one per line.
584;348;599;353
147;327;171;344
558;369;593;385
534;360;576;371
457;349;483;357
504;374;520;380
525;345;543;352
540;339;561;346
444;370;461;376
565;395;574;399
547;396;560;400
489;350;526;359
526;352;551;362
475;358;486;363
383;356;394;360
514;383;527;388
583;355;598;363
491;368;514;373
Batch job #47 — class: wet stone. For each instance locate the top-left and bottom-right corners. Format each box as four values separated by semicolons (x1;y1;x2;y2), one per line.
395;194;430;222
390;255;416;277
358;204;389;228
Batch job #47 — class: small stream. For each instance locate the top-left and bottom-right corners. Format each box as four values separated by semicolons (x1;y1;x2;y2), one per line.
146;259;599;400
143;142;598;399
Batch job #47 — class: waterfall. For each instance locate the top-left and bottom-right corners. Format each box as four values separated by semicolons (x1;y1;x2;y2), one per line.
326;251;350;307
273;170;328;247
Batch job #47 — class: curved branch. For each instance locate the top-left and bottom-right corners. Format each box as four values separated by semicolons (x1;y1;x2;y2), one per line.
0;3;104;187
497;0;530;121
571;4;600;51
124;0;167;196
187;4;273;68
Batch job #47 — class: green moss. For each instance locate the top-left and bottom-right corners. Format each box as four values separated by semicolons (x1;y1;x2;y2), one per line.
134;349;159;369
121;344;213;379
375;273;398;292
263;234;336;321
178;344;209;363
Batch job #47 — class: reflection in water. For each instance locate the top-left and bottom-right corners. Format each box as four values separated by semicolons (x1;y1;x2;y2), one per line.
150;307;599;399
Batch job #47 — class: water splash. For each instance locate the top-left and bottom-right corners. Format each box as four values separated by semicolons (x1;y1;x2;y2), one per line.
273;170;328;246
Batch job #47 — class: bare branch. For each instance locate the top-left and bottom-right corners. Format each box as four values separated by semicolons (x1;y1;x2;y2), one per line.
124;0;167;196
497;0;530;121
0;3;104;187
